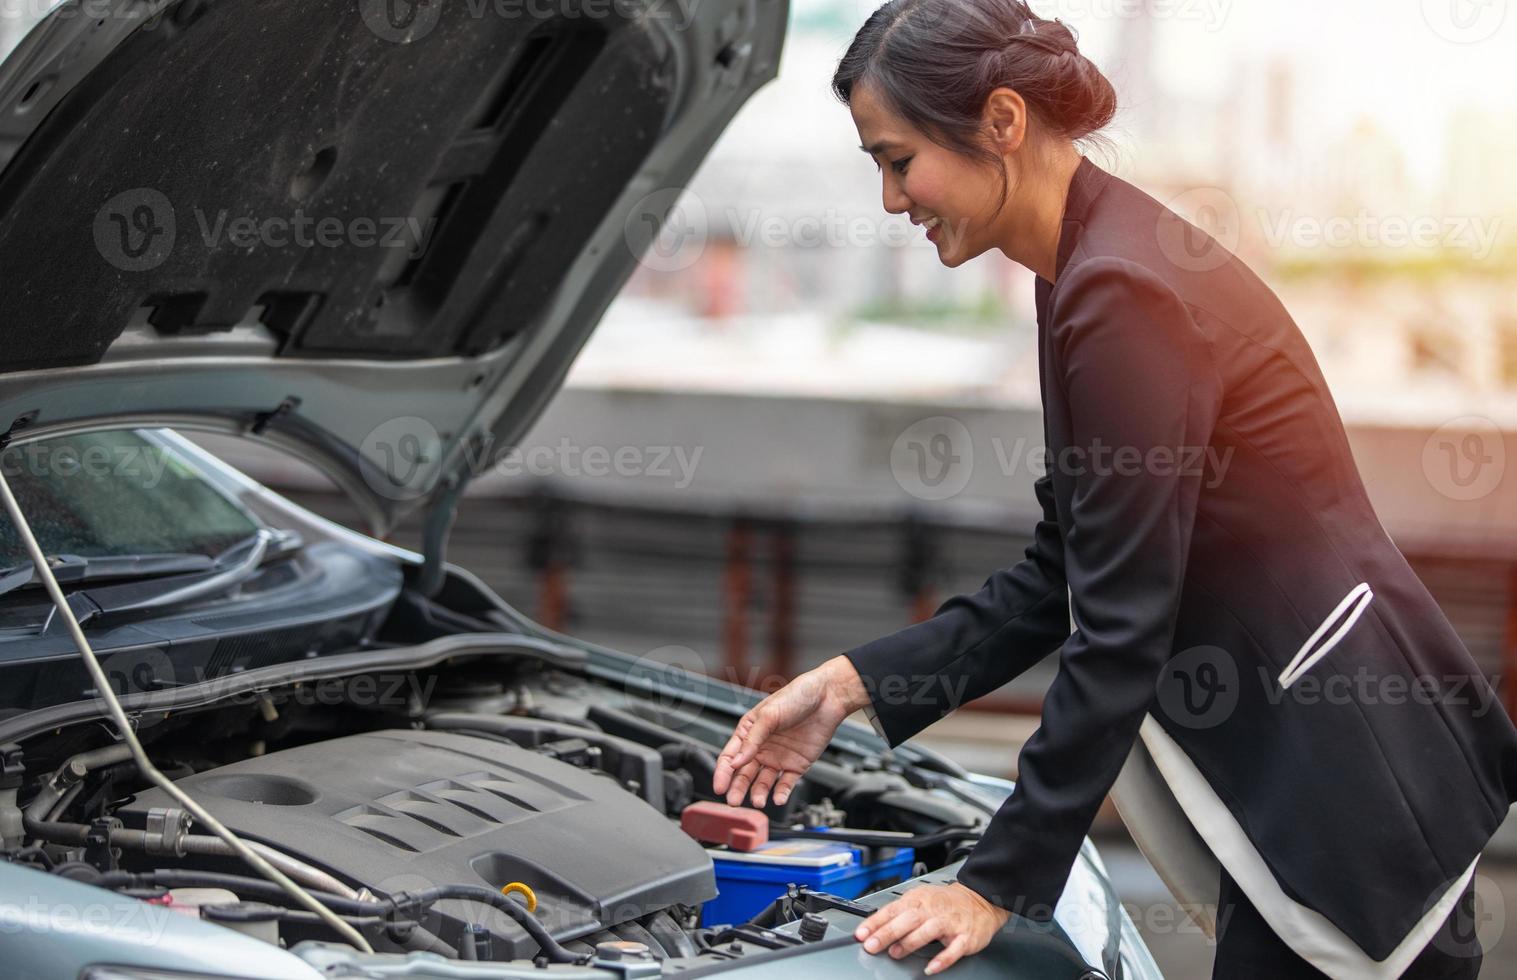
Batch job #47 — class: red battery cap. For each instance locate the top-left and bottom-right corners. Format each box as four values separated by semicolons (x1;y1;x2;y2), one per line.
680;801;770;851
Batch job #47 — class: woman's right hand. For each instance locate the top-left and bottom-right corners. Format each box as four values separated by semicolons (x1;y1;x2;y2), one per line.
712;655;872;808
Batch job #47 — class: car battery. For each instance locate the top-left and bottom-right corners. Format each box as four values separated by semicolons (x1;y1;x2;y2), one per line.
700;836;916;926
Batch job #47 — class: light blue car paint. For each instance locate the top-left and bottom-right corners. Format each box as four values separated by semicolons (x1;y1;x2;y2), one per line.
0;861;321;979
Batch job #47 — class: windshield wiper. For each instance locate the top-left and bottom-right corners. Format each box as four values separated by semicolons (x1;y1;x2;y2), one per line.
0;528;300;631
0;551;217;600
92;528;278;618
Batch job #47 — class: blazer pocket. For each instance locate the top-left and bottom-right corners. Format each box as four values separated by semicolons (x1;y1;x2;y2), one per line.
1277;581;1375;690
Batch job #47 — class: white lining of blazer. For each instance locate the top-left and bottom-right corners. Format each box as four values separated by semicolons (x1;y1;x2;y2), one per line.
1137;714;1479;979
1277;582;1375;690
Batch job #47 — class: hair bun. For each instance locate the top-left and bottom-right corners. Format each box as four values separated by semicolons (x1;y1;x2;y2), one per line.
832;0;1118;152
1014;16;1078;58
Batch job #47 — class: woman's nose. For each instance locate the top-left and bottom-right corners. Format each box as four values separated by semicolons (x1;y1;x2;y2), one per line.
881;174;910;215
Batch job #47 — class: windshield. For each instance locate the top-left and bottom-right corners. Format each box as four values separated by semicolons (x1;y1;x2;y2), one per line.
0;430;261;568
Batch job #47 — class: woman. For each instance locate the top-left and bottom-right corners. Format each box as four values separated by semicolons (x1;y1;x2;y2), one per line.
712;1;1517;977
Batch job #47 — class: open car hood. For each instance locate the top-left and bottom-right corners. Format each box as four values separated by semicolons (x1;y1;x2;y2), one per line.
0;0;785;554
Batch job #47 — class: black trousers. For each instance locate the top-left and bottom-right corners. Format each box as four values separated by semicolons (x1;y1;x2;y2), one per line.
1211;865;1483;979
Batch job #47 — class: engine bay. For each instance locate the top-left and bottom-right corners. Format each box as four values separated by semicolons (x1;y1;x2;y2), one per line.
0;579;1000;974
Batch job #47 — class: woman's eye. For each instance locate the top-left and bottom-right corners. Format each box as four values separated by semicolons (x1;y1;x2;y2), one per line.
891;156;912;175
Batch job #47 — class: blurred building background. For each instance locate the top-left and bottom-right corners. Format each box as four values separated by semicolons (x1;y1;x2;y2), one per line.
8;0;1501;973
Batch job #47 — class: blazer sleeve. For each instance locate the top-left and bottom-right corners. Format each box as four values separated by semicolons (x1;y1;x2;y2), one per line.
840;461;1070;748
954;257;1222;917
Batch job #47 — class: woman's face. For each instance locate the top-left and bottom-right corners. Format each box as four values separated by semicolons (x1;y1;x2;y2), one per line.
849;82;1008;268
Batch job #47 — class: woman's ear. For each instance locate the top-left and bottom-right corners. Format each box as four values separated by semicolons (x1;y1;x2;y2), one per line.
982;87;1028;152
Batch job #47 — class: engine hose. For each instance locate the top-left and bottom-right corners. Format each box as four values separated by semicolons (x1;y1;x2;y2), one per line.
178;835;360;899
88;869;458;957
658;743;717;789
642;909;699;959
611;918;666;958
3;845;54;870
394;885;590;965
92;869;385;917
275;911;457;957
23;743;135;832
526;709;603;731
21;815;361;901
84;870;583;963
399;923;460;959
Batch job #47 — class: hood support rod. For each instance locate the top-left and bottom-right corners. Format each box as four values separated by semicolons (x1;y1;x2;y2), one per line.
0;440;374;953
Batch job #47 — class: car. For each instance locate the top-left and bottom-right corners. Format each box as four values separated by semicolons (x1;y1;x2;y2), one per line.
0;1;1165;978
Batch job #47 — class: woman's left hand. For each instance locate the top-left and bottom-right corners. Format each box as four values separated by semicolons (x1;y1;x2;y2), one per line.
853;881;1012;975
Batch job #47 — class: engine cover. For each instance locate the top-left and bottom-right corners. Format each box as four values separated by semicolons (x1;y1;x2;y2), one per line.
121;729;716;956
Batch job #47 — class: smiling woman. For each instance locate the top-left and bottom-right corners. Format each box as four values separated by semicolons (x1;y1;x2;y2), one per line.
836;0;1114;273
711;0;1517;978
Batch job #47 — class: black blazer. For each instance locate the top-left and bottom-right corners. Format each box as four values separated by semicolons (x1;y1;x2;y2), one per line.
842;155;1517;963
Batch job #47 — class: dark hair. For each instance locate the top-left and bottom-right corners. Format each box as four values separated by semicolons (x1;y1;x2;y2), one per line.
833;0;1117;212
